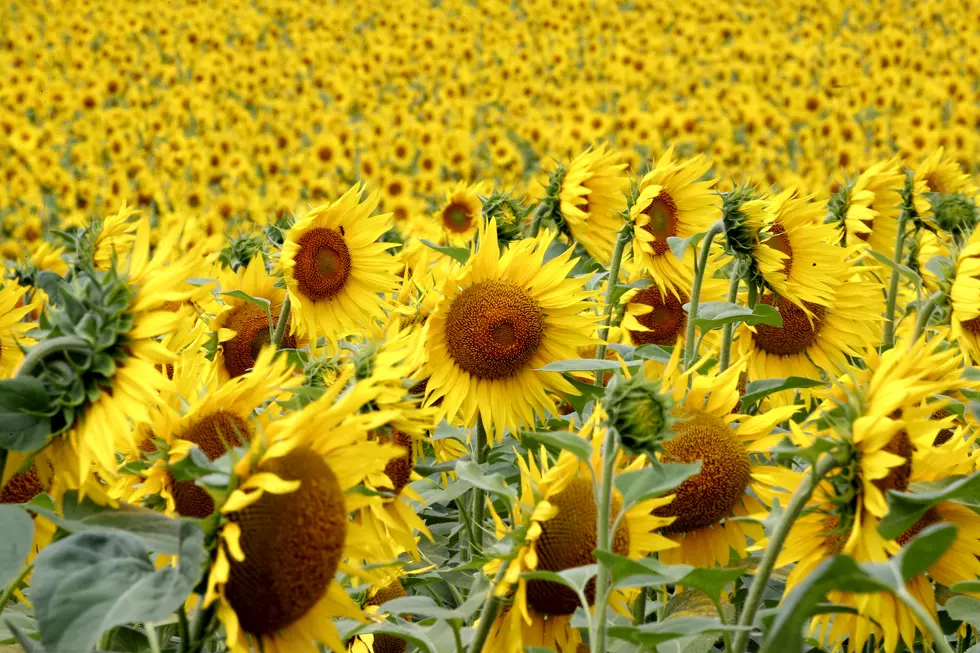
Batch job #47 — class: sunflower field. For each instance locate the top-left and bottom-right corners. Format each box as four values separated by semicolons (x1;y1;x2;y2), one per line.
4;1;980;652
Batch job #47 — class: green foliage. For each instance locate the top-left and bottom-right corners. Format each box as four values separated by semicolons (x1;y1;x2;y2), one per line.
0;506;33;589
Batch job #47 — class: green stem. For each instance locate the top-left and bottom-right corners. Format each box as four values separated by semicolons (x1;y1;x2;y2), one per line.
456;496;477;564
747;279;758;309
16;335;91;378
912;291;944;342
594;226;631;385
270;295;292;349
684;221;725;371
145;621;162;653
453;621;465;653
631;589;647;625
467;561;509;653
470;419;489;556
593;428;620;653
186;603;216;653
177;606;190;653
718;273;741;372
415;457;469;476
529;202;549;238
881;209;910;351
732;455;838;653
0;562;33;614
897;588;955;653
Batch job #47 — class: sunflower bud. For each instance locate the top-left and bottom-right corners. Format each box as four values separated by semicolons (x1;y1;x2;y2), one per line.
220;232;266;271
604;374;677;455
929;193;978;240
481;189;530;245
720;185;762;259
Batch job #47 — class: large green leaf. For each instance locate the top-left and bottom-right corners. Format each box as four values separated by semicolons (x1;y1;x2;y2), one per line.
420;239;470;265
537;358;624;372
608;616;749;647
740;377;823;408
2;619;45;653
31;523;205;653
946;596;980;629
593;549;744;598
0;377;53;451
520;430;593;462
0;505;34;588
878;472;980;540
455;460;516;498
25;492;192;555
613;462;701;513
689;301;783;332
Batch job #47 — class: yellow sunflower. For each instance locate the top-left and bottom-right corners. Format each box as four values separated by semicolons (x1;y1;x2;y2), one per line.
436;180;490;246
281;184;400;344
0;282;38;379
736;259;884;407
776;334;968;652
843;156;906;258
348;575;411;653
135;347;300;518
629;147;719;293
759;188;842;313
1;450;57;563
423;217;598;438
203;367;404;653
950;227;980;363
650;350;802;568
558;144;629;263
92;203;140;271
484;406;676;653
213;255;308;383
912;147;977;208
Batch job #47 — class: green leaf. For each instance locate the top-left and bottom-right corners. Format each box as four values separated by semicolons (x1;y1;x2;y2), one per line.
608;616;748;647
667;232;705;260
0;505;34;588
761;556;888;653
633;343;674;364
0;377;53;451
520;430;593;462
679;565;750;601
345;621;439;653
878;472;980;539
689;301;782;332
867;250;923;291
523;563;598;597
380;580;487;623
454;460;516;498
537;358;623;372
892;522;957;581
946;596;980;629
2;619;45;653
951;581;980;594
562;374;606;415
420;239;470;265
25;492;194;555
740;377;823;407
221;290;271;315
614;462;701;513
31;522;205;653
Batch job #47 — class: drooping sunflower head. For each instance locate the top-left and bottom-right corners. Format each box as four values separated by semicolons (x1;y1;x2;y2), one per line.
281;184;400;344
628;148;719;292
88;203;140;271
3;218;200;489
0;281;39;379
913;147;977;201
423;218;599;437
842;156;906;256
951;227;980;363
204;369;405;653
557;144;629;262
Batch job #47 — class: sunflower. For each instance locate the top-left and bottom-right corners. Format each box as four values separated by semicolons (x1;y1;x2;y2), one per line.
629;147;719;293
758;188;841;313
557;144;629;263
0;282;38;379
842;156;906;258
949;227;980;363
203;367;404;653
436;180;490;246
650;350;802;567
281;184;400;344
775;335;968;652
135;347;300;519
92;203;140;270
483;406;676;653
348;576;410;653
735;259;884;407
213;256;308;383
1;451;58;570
423;217;598;438
912;147;977;206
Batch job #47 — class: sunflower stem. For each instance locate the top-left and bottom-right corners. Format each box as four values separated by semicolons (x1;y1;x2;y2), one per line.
270;295;291;350
684;220;725;371
456;496;477;564
747;279;758;309
528;201;549;238
593;428;620;653
144;621;162;653
467;559;509;653
15;335;92;378
881;208;910;351
470;419;489;556
0;562;33;615
186;602;215;653
177;606;190;653
631;589;647;624
913;291;944;342
731;454;838;653
719;273;741;372
594;226;631;384
897;587;955;653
